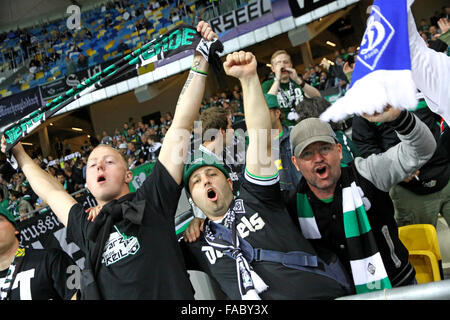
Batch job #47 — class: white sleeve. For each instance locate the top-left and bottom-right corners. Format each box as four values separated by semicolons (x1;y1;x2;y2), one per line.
408;7;450;124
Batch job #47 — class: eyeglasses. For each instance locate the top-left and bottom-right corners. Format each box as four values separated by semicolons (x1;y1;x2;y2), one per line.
299;144;334;161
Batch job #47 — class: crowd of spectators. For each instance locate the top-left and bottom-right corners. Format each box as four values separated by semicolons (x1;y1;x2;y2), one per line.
0;3;448;235
0;81;245;222
2;0;201;93
417;6;450;52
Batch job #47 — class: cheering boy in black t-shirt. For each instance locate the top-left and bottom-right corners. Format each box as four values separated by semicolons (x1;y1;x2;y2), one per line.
181;51;350;299
1;21;218;299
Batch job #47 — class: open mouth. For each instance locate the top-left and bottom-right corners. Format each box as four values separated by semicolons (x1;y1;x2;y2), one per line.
97;175;106;183
315;165;328;179
206;188;218;202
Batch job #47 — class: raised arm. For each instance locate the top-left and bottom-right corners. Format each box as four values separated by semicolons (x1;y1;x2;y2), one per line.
355;107;436;191
1;138;76;226
158;22;217;184
223;51;277;178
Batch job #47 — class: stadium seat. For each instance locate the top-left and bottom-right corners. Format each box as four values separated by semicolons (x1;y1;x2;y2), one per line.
20;82;30;90
399;224;443;283
86;48;97;57
35;71;44;81
105;40;115;51
409;250;441;284
114;24;124;32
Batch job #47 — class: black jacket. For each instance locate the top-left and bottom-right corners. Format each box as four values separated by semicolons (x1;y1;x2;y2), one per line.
352;106;450;195
284;163;415;287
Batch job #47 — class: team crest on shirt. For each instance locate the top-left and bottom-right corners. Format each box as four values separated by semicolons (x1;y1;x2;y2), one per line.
367;262;376;275
102;227;140;266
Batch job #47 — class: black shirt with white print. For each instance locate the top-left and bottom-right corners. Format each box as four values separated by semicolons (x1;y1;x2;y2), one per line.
67;160;194;299
0;247;77;300
181;169;348;299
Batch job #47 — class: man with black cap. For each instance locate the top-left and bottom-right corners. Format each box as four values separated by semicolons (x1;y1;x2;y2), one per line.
181;51;351;300
284;107;436;294
0;208;77;300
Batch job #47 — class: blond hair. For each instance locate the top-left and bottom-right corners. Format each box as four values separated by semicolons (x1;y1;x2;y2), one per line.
270;50;291;64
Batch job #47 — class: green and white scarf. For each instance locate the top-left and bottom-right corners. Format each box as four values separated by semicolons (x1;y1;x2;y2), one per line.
296;173;392;294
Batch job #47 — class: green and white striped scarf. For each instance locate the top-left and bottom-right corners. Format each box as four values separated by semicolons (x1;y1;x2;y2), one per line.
296;172;392;294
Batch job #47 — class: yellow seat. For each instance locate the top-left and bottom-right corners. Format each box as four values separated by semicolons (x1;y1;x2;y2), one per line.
86;48;96;56
409;250;441;284
399;224;443;283
21;83;30;90
105;40;115;51
103;53;111;61
35;71;44;80
96;29;106;39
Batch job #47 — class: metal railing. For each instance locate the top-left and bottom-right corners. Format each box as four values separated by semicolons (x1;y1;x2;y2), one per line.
336;279;450;300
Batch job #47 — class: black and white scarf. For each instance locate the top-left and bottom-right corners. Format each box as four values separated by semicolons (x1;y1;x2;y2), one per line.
203;199;268;300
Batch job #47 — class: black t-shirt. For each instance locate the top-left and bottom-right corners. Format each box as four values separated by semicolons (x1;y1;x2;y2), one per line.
66;160;194;299
181;172;347;299
0;247;77;300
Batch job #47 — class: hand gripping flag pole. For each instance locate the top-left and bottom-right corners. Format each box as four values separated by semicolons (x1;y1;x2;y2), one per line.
320;0;417;123
1;24;224;158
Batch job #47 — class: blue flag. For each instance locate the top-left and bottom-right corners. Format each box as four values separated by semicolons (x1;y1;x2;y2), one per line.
321;0;417;122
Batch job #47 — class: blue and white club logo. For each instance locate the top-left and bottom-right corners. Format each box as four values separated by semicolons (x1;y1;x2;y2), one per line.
358;6;395;71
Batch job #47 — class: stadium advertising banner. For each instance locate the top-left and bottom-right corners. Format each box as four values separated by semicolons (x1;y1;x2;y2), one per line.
39;77;68;100
209;0;272;34
288;0;336;17
40;56;138;101
129;161;156;192
18;209;85;268
0;86;44;128
17;189;97;269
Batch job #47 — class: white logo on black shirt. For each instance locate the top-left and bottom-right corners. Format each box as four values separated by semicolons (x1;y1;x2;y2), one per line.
101;228;140;266
201;213;265;265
